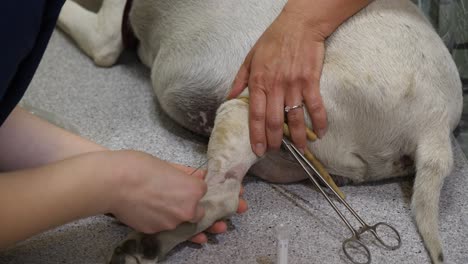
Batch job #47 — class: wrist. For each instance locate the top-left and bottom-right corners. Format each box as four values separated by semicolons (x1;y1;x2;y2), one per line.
102;150;147;215
80;150;129;215
281;0;332;38
282;0;372;38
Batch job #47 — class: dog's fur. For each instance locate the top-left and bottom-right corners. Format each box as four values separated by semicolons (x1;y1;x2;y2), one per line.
58;0;463;263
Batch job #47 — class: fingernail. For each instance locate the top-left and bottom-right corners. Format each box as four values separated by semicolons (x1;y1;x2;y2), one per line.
254;143;266;156
317;128;327;139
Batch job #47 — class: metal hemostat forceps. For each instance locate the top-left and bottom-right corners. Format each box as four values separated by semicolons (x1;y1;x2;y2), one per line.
281;137;402;264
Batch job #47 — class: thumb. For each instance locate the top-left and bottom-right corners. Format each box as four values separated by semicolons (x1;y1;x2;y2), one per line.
228;66;249;99
227;52;254;99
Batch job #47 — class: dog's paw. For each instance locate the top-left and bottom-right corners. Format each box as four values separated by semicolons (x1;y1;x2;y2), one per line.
108;233;161;264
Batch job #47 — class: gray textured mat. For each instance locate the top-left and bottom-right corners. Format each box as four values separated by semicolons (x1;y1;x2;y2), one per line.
0;31;467;264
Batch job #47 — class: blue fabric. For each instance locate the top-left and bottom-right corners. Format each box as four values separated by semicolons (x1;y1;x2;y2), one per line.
0;0;65;125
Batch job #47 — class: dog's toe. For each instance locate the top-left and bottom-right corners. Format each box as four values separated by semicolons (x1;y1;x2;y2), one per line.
108;246;127;264
108;235;160;264
141;235;162;259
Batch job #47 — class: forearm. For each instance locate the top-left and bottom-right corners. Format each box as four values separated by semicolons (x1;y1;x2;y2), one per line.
0;152;117;249
284;0;373;37
0;106;107;171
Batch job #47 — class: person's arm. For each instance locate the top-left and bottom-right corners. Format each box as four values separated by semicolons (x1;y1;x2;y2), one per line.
0;106;115;248
283;0;373;38
0;107;246;248
0;106;106;171
229;0;372;156
0;152;118;249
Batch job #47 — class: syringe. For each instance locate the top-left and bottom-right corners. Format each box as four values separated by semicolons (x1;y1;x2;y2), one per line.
275;223;290;264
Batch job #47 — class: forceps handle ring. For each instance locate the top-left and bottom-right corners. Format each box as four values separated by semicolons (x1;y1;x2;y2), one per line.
282;138;401;264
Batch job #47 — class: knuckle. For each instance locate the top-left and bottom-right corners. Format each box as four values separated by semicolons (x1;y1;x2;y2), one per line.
180;200;201;222
180;210;196;222
198;181;208;196
283;75;295;87
299;74;314;87
250;109;265;122
250;72;266;89
292;143;306;152
285;71;313;88
251;131;265;144
296;142;307;151
291;135;307;149
311;70;322;82
191;178;207;196
288;126;306;149
170;205;193;223
188;179;206;200
268;139;282;150
165;222;178;231
305;95;324;112
272;73;283;89
142;225;158;234
293;73;309;86
266;117;283;131
287;112;303;126
142;228;152;234
164;216;182;230
314;112;328;129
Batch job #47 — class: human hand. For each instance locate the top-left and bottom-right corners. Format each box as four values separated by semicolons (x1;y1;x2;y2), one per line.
108;150;208;234
228;8;328;156
169;162;248;244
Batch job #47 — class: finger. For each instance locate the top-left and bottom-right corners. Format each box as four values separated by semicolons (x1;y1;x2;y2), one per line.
188;205;205;223
169;163;207;179
189;168;207;179
205;221;228;234
285;87;307;153
248;73;267;156
228;51;254;99
265;83;284;151
189;233;208;244
303;80;327;138
228;65;249;99
239;186;244;196
237;198;248;214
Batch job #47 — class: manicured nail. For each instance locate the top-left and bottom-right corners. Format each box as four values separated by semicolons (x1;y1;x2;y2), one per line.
299;148;305;154
254;143;266;156
317;128;327;139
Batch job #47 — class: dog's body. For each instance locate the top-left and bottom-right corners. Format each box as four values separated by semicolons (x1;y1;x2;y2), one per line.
58;0;463;263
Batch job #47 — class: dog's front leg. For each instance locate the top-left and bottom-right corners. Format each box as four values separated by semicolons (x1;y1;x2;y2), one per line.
57;0;126;67
107;99;257;264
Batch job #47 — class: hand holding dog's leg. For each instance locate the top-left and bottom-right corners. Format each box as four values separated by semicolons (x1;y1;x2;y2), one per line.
168;163;248;244
155;99;256;256
108;99;257;263
228;0;372;155
107;151;208;234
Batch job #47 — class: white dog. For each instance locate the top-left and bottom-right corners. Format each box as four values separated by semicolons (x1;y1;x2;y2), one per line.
58;0;462;263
